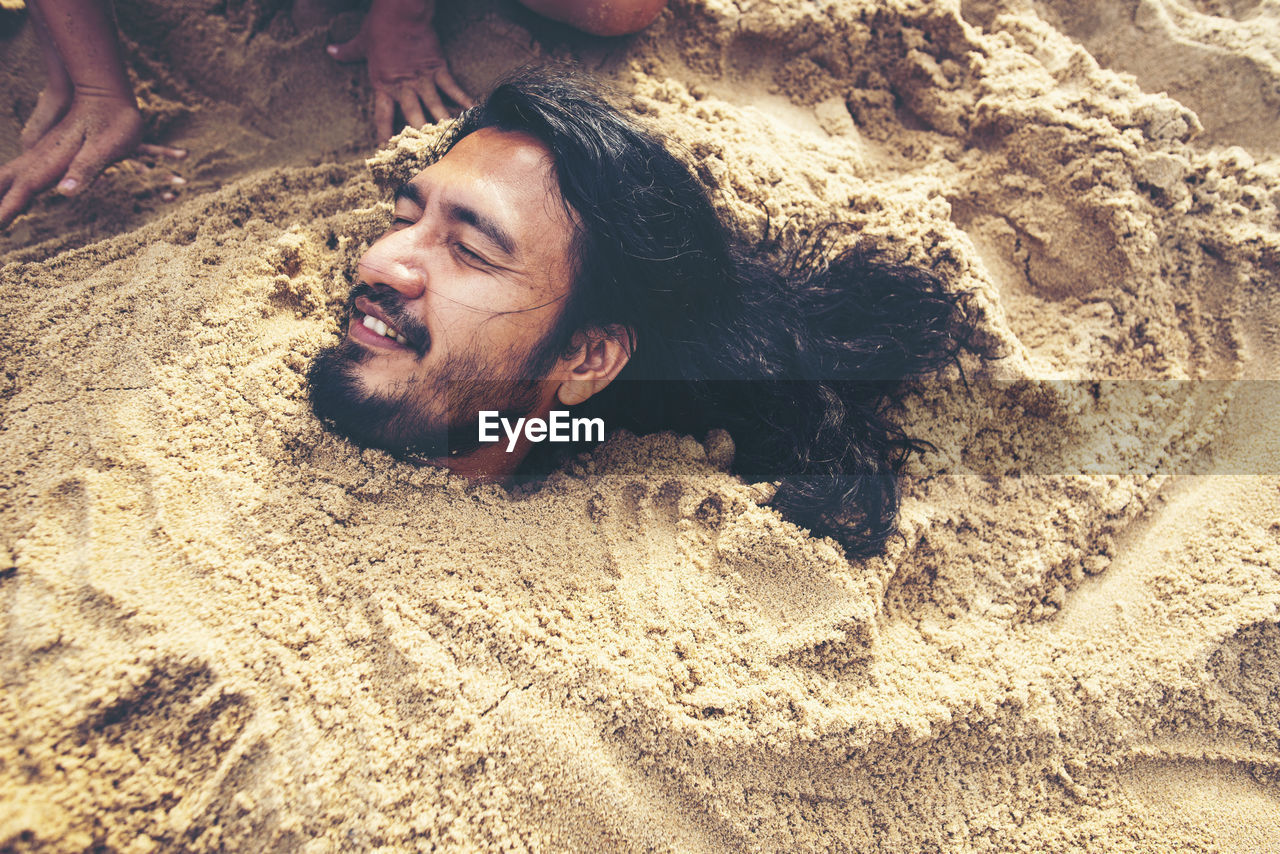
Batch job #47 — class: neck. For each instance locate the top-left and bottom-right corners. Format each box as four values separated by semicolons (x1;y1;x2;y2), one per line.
406;434;535;482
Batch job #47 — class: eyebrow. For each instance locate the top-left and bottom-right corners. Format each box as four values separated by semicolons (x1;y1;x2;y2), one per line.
394;181;517;259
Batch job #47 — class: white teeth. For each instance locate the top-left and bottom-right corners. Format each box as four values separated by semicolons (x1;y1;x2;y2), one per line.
361;312;407;345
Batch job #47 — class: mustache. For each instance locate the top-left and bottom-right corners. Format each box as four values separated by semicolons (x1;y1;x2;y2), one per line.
346;283;431;356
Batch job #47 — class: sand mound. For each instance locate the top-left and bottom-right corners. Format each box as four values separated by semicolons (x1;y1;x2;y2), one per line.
3;0;1279;850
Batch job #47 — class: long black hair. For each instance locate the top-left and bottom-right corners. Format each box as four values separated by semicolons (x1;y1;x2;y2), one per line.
434;67;971;557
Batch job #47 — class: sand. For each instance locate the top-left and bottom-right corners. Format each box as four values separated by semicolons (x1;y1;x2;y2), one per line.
2;0;1280;850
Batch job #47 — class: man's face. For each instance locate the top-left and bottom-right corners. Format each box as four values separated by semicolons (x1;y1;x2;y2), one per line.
308;127;578;458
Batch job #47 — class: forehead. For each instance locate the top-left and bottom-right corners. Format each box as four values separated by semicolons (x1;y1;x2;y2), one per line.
412;128;575;271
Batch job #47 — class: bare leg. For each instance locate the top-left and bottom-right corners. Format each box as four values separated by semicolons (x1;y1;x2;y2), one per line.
515;0;667;37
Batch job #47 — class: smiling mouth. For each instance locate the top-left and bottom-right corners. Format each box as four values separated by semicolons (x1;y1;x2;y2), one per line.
350;294;425;353
357;311;410;346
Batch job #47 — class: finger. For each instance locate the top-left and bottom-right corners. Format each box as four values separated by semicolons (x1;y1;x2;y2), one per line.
415;84;449;124
0;178;39;229
0;171;18;229
398;92;428;131
15;139;80;199
136;143;188;160
58;137;126;196
435;71;474;110
374;91;395;142
20;93;72;151
326;36;365;63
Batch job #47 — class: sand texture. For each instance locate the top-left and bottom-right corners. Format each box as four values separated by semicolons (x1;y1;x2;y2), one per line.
3;0;1280;850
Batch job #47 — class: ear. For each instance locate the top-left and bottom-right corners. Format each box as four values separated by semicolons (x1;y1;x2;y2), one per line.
555;325;634;407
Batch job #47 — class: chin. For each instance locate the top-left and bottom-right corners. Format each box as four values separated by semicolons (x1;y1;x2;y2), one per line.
307;341;449;458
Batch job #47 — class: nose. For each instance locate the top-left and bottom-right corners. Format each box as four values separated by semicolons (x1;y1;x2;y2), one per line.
356;226;428;299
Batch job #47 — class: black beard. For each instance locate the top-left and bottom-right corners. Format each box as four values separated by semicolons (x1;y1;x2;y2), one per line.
307;291;560;461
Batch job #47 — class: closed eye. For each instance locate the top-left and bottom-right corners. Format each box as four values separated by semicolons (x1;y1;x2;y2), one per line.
454;242;490;266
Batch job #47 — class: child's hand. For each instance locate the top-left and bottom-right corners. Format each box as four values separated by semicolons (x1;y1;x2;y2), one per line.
0;92;186;230
327;0;472;141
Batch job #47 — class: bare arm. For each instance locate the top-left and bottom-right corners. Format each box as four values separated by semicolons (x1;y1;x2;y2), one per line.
20;0;74;149
35;0;134;101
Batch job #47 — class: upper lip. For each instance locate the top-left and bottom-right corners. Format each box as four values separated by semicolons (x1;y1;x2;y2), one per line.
353;295;419;350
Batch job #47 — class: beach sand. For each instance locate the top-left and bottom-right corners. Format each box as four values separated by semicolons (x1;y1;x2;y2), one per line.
2;0;1279;850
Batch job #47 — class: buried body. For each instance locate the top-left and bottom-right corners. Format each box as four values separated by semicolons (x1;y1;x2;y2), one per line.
308;67;972;557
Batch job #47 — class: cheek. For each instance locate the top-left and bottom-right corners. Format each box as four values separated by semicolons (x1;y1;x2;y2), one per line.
435;300;556;351
483;313;562;367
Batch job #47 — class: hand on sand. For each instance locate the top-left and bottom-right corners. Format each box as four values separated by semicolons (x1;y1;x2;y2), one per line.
327;0;472;141
0;91;187;230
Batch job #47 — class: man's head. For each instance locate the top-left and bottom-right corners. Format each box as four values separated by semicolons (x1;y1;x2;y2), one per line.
307;79;672;476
